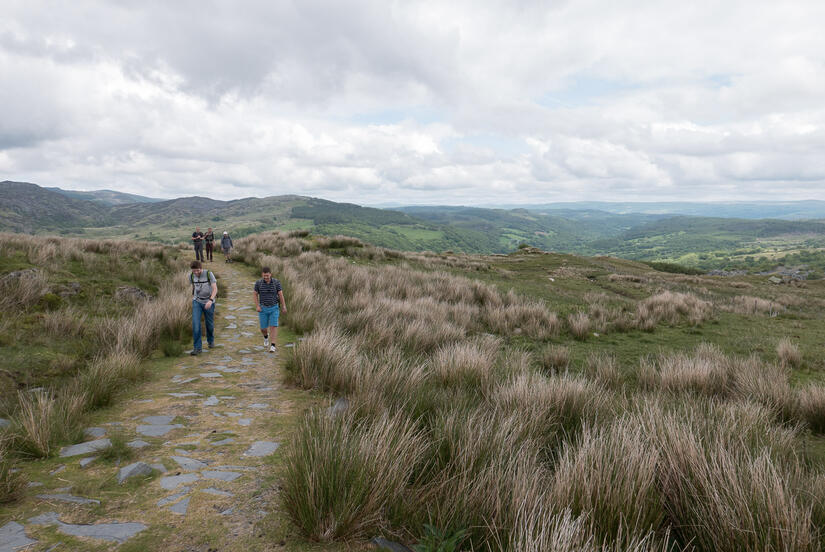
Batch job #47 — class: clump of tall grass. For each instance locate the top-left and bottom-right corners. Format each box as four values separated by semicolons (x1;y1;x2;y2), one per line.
583;352;622;388
0;435;26;504
75;351;143;409
0;268;49;311
635;291;712;330
41;305;88;337
550;420;664;542
539;344;570;374
777;337;802;368
650;345;730;397
727;295;782;316
282;410;428;541
430;338;498;390
284;326;360;394
567;312;591;340
9;390;85;458
796;385;825;433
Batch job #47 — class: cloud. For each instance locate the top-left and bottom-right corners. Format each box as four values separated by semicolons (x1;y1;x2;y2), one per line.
2;0;825;204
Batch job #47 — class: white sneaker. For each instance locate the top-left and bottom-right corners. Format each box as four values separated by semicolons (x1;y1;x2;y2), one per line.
269;344;277;353
264;336;269;347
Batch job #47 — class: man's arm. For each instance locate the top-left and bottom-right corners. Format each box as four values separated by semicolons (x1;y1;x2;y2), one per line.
205;282;217;308
254;291;261;312
278;290;287;313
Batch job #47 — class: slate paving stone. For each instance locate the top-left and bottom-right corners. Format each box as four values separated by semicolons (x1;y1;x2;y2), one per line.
171;456;208;471
240;332;254;337
237;419;251;427
142;415;175;425
172;376;198;384
127;439;150;449
160;473;200;490
168;392;202;398
285;343;295;348
118;462;154;484
156;487;191;507
60;438;111;457
224;315;236;319
83;427;106;438
136;424;183;437
219;507;234;516
49;465;66;475
248;403;268;409
203;395;220;406
201;470;242;482
135;399;154;403
199;372;223;378
79;456;98;468
226;412;242;417
169;496;191;515
217;367;247;373
174;449;191;456
0;521;37;551
28;512;146;543
36;493;100;505
201;488;234;497
211;438;235;446
244;441;280;457
27;482;44;488
238;349;252;353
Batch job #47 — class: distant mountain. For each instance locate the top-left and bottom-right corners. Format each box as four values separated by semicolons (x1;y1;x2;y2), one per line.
0;181;110;233
510;201;825;220
45;187;163;205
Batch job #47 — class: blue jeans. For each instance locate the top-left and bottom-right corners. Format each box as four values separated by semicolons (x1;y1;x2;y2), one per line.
192;299;215;351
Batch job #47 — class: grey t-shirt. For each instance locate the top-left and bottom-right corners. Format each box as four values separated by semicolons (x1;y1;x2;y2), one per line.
191;270;216;303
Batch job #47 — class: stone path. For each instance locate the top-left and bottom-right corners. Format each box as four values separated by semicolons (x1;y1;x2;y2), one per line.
0;262;292;551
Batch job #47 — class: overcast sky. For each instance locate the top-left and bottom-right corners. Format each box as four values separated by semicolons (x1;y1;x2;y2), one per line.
2;1;825;205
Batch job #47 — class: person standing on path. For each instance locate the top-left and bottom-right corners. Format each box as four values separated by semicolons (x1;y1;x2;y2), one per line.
190;260;217;355
192;227;205;261
220;231;233;263
254;266;286;353
204;227;215;262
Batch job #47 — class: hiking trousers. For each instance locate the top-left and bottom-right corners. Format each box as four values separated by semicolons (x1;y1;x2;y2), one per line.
194;243;204;261
205;241;213;261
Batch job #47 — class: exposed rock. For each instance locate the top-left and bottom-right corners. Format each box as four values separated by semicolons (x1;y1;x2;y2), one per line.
59;438;111;457
136;424;183;437
168;392;202;398
169;496;191;515
28;512;146;543
237;418;251;426
201;488;233;497
160;473;200;490
210;438;234;446
84;427;106;438
55;282;81;298
0;268;41;283
114;286;153;302
248;403;268;409
36;493;100;505
171;456;208;471
156;488;190;507
243;441;279;457
0;418;10;429
199;372;223;378
203;395;220;406
49;465;66;475
126;439;150;449
79;456;98;468
142;415;175;425
371;537;414;552
328;397;349;416
201;470;242;482
0;521;37;551
118;462;154;484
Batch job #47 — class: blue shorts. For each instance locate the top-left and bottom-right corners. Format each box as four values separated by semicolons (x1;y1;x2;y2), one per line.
259;305;279;329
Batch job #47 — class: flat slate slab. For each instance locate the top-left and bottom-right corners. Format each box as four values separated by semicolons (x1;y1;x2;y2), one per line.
118;462;155;484
199;372;223;378
0;418;10;429
83;427;106;438
168;392;202;398
244;441;280;457
237;418;251;427
0;521;37;551
226;323;237;329
36;493;100;505
60;438;111;458
201;470;242;482
248;403;268;409
136;424;183;437
79;456;98;468
171;456;208;471
142;415;175;425
127;439;150;449
203;395;220;406
157;488;190;507
160;473;200;490
28;512;146;543
169;496;191;515
201;487;233;497
217;367;247;373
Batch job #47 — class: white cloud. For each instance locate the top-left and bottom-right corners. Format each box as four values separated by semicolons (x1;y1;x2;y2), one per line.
2;0;825;204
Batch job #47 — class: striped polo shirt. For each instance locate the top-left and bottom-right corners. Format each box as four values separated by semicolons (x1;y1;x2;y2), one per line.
254;278;282;307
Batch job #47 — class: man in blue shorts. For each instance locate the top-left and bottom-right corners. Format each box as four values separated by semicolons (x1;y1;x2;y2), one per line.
254;266;287;353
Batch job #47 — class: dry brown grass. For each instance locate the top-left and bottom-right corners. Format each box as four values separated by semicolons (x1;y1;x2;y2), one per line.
777;337;802;368
567;311;591;340
539;345;570;374
284;326;360;394
0;268;49;310
41;305;88;337
430;338;499;389
797;385;825;433
0;434;26;504
727;295;783;316
635;290;713;330
584;352;623;389
10;390;85;458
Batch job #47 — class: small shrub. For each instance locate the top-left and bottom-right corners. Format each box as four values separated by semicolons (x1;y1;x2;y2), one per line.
777;337;802;368
161;338;184;357
412;524;468;552
38;292;62;311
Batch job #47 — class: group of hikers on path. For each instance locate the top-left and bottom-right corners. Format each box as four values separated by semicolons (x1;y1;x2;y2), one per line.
191;227;234;263
189;260;287;356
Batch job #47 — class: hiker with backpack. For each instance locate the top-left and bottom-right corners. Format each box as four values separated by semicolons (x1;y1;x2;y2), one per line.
192;227;205;261
254;266;287;353
190;260;217;355
204;227;215;262
221;231;233;263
